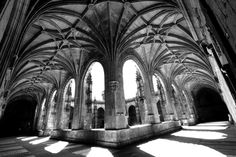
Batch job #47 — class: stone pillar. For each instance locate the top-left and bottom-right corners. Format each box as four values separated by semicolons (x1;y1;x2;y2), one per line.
143;74;160;124
55;87;65;130
171;87;182;120
174;87;186;119
157;79;167;121
164;85;178;121
182;90;196;125
104;60;128;130
37;98;47;130
136;71;149;124
180;91;190;119
35;101;42;130
45;91;57;130
43;96;53;130
72;76;83;130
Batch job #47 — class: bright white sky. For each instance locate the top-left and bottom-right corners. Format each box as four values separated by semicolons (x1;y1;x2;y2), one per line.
90;62;104;101
90;60;138;100
152;75;158;92
123;60;138;99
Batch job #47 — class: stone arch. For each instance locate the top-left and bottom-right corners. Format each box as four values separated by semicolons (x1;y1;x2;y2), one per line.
83;61;105;129
122;59;147;124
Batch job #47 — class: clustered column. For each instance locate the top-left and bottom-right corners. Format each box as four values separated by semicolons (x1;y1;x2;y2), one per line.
104;59;128;129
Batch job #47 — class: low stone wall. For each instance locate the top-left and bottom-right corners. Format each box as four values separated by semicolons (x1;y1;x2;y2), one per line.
50;121;181;147
38;129;53;136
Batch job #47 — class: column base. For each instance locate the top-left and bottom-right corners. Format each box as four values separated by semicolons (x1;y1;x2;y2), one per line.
165;114;176;121
105;114;128;130
146;114;161;124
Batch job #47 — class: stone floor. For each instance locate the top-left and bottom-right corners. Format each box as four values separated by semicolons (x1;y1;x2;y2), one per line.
0;121;235;157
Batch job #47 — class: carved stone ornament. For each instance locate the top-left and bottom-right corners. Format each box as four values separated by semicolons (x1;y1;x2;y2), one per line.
109;81;119;92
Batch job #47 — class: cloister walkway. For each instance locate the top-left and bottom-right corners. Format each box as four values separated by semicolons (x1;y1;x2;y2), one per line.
0;121;235;157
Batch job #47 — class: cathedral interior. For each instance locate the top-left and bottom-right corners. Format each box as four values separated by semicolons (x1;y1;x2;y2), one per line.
0;0;236;156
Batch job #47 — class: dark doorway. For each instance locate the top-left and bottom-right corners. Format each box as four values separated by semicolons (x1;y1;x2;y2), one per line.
193;87;229;123
128;105;137;126
97;108;104;128
0;96;37;137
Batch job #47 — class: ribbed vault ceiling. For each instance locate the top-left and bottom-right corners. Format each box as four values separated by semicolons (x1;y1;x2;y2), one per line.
6;0;217;101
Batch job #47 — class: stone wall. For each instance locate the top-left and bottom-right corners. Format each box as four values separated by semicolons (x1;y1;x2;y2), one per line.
51;121;181;148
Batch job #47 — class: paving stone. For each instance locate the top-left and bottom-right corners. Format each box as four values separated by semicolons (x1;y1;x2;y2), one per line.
0;121;235;157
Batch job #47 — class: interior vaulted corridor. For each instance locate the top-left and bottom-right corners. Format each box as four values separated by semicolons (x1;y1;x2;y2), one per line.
0;96;37;137
0;0;236;153
192;87;229;123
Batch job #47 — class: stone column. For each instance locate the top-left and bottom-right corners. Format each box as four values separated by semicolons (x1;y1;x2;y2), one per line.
143;74;160;124
170;87;182;120
207;48;236;122
35;98;45;130
71;75;83;130
180;91;190;119
45;91;57;130
164;84;177;121
43;95;53;130
136;71;149;124
40;98;50;131
157;79;167;121
104;60;128;130
55;87;64;130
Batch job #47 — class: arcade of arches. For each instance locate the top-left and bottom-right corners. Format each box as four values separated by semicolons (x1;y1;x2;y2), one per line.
0;0;236;147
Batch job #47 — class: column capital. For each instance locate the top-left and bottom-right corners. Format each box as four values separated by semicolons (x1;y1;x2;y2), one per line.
109;81;119;92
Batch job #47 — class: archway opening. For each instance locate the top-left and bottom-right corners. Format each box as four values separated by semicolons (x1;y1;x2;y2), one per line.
0;96;37;137
123;60;140;99
193;87;229;122
123;60;142;125
84;62;105;129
